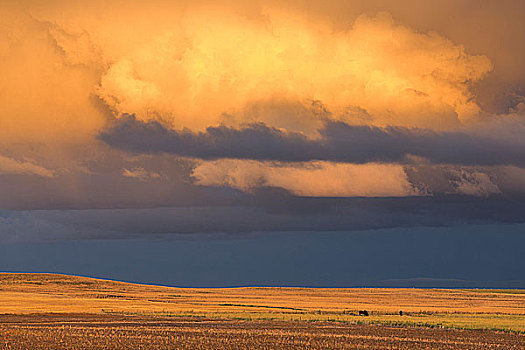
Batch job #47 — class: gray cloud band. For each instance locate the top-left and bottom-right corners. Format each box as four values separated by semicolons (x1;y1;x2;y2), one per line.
1;195;524;243
100;115;525;166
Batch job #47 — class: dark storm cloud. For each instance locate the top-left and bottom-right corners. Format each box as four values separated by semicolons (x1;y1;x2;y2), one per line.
1;194;524;243
100;115;525;166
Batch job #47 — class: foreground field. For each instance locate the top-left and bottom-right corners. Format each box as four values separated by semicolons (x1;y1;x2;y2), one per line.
0;273;523;349
1;314;523;350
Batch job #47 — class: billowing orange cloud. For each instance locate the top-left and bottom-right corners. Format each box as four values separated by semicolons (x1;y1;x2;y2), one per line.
0;3;105;146
93;10;492;131
1;0;523;200
10;1;492;136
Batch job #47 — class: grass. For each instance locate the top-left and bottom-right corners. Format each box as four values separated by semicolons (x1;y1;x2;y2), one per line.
101;309;525;333
464;289;525;295
1;273;524;334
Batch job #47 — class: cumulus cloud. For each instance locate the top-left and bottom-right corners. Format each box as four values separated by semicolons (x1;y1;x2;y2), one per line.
93;10;491;131
1;0;525;216
0;4;106;146
192;160;417;197
192;160;523;198
14;2;492;133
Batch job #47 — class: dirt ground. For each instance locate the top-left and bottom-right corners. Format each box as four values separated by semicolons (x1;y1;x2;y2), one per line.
0;313;523;349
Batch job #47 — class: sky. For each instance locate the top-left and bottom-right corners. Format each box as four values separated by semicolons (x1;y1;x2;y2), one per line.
0;0;524;287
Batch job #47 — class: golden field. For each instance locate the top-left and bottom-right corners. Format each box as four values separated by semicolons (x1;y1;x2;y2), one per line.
0;273;524;332
0;273;523;349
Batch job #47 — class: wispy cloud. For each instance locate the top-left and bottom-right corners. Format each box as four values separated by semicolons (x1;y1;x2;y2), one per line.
0;155;54;178
122;167;162;181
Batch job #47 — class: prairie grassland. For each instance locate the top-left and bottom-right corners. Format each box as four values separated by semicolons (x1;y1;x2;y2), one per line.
1;314;523;350
0;273;524;334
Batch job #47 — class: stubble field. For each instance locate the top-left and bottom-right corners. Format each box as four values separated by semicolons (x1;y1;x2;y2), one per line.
0;273;523;349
